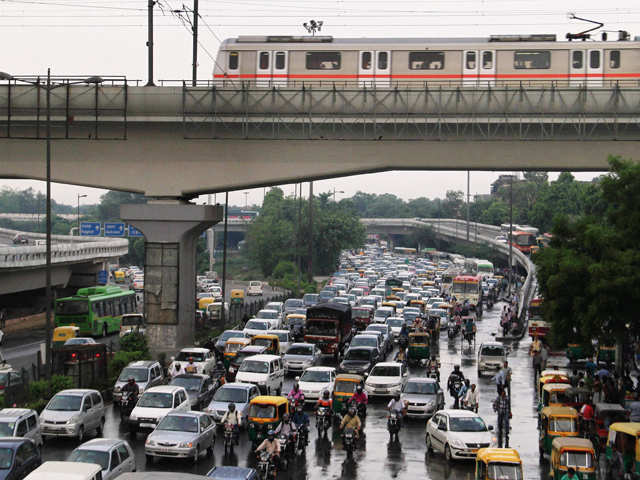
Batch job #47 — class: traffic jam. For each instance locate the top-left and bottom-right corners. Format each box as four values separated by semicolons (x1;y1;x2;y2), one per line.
2;245;625;480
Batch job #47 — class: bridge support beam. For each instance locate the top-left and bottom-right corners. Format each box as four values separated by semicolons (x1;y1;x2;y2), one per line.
121;202;223;358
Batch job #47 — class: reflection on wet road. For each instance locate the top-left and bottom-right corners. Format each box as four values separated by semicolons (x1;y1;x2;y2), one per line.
41;301;544;479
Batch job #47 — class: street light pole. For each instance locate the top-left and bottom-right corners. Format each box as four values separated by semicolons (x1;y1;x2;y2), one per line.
191;0;199;87
508;175;514;296
146;0;155;86
77;193;87;234
466;170;470;241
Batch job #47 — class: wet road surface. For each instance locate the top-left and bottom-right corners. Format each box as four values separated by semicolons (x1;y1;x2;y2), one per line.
40;301;546;479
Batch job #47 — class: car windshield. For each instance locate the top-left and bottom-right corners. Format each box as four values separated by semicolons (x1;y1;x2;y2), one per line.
560;451;593;468
47;395;82;411
248;404;276;419
0;423;14;437
351;337;376;348
175;352;206;362
550;417;577;432
122;316;143;327
387;318;403;327
306;321;337;336
285;299;303;309
213;387;248;403
118;367;149;383
252;338;274;348
157;415;199;433
370;366;400;377
300;370;331;383
137;392;173;408
240;360;269;374
287;346;312;356
274;333;288;342
449;416;487;432
69;449;109;470
404;382;437;394
334;381;358;393
220;331;243;342
257;311;277;319
225;342;246;353
345;349;371;361
245;321;268;330
65;338;92;345
171;377;202;391
367;326;385;334
481;346;505;356
0;448;12;469
487;463;523;480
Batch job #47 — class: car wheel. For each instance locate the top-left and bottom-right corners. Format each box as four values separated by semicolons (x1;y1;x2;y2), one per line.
425;433;433;453
77;425;84;443
445;444;452;463
97;417;105;436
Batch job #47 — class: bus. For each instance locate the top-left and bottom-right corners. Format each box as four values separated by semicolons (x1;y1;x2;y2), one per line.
464;258;479;276
510;230;538;254
476;259;494;277
452;275;483;313
528;297;549;338
441;267;462;294
393;247;417;257
384;278;403;298
55;286;137;337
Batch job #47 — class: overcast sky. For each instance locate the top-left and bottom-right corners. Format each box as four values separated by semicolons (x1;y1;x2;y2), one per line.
2;0;638;207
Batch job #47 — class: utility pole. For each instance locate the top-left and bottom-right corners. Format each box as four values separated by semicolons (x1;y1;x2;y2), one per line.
508;175;514;296
297;183;303;294
466;170;470;241
207;194;214;274
146;0;155;86
307;182;313;282
221;192;229;325
191;0;199;86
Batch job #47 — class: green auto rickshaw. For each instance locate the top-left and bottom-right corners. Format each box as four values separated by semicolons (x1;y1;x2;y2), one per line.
549;437;596;480
407;332;430;365
332;374;364;416
539;406;580;457
605;423;640;479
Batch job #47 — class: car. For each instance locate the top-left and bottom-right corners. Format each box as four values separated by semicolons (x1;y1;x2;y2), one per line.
361;329;389;356
283;298;304;315
254;310;281;329
425;409;495;461
246;281;263;296
234;354;284;396
0;437;40;479
128;385;190;434
385;317;404;340
268;330;291;354
214;330;246;353
302;293;319;307
477;342;508;377
24;461;102;480
0;408;43;448
12;234;28;245
203;383;260;425
359;296;379;310
68;439;135;480
207;466;258;479
318;290;335;303
365;324;393;353
145;412;216;463
113;361;164;404
494;235;508;243
282;343;321;374
242;320;272;337
373;307;394;323
40;389;105;442
339;346;379;375
169;348;216;376
264;302;284;317
64;338;97;346
298;366;336;402
227;346;269;381
364;362;408;398
349;334;383;359
119;314;146;337
169;374;216;411
401;377;445;419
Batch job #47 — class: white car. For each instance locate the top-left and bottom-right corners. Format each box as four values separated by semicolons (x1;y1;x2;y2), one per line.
385;317;404;340
168;347;216;376
243;320;272;337
234;354;284;395
364;362;408;397
255;309;281;329
477;342;508;377
207;286;223;300
425;409;496;461
246;281;264;296
298;366;336;402
270;330;291;354
128;385;190;434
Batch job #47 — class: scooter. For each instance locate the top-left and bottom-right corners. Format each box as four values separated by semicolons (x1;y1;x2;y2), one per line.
119;392;136;421
387;411;401;442
447;319;460;339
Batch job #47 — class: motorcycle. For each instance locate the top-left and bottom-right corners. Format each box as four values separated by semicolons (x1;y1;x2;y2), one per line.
223;422;237;454
278;433;294;468
447;319;460;339
342;427;356;457
387;411;401;442
316;406;332;438
462;401;478;413
119;391;136;421
257;450;277;480
295;424;308;451
426;361;440;382
355;401;367;419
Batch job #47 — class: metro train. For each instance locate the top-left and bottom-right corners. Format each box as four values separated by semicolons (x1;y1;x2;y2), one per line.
212;33;640;88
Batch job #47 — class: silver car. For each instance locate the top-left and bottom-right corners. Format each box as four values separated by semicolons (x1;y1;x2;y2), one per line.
204;383;260;424
144;412;216;463
68;438;135;480
40;389;105;442
0;408;43;448
282;343;321;374
401;377;445;419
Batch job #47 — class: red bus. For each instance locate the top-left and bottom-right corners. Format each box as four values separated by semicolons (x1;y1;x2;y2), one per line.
510;230;537;254
528;297;549;338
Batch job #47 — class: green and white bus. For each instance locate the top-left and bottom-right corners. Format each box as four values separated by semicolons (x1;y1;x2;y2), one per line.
476;259;494;277
55;286;137;337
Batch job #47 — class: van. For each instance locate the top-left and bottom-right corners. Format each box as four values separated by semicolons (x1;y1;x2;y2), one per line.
0;408;43;448
247;281;263;296
25;461;103;480
113;360;164;404
40;390;105;442
235;354;284;396
477;342;508;377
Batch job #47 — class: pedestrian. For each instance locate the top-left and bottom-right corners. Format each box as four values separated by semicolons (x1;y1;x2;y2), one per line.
492;388;511;448
0;308;6;330
539;343;549;371
499;361;512;397
570;369;580;387
532;350;542;379
628;392;640;422
559;466;580;480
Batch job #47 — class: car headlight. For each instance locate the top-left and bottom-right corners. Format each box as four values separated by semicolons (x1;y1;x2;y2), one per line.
426;400;435;408
67;415;81;425
146;439;155;446
129;414;138;421
179;441;194;448
450;438;466;449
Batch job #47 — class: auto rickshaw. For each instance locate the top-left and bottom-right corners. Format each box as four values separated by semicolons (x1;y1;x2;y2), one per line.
597;345;616;365
230;289;245;306
332;374;364;416
539;406;580;456
563;386;591;412
549;437;596;480
198;296;215;312
539;383;573;412
566;343;591;362
250;334;281;356
53;326;80;346
247;396;289;446
223;337;251;368
475;448;523;480
409;300;427;314
595;403;629;448
114;270;125;283
537;371;571;400
407;332;431;365
605;422;640;478
285;313;306;329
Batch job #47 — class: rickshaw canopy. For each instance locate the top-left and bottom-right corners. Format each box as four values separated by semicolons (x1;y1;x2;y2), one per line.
476;447;522;464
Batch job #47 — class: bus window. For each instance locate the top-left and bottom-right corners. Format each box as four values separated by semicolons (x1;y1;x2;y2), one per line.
105;300;113;317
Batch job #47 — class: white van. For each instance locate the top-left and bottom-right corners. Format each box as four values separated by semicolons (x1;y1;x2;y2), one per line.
246;281;264;296
234;354;284;395
25;461;103;480
477;342;508;377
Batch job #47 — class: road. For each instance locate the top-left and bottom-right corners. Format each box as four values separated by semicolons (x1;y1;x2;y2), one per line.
37;301;546;479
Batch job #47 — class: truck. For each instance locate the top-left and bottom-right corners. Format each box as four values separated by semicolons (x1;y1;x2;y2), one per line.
304;303;353;359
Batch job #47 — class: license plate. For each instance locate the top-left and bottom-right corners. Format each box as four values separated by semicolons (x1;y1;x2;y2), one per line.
140;423;155;428
375;389;387;394
156;447;172;453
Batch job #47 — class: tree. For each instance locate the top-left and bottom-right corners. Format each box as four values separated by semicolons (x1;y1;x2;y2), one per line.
94;191;146;221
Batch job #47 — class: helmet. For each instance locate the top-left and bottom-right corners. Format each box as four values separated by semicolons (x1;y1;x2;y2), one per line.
216;361;224;369
188;357;194;363
128;377;135;383
394;392;401;400
348;406;356;416
283;413;290;422
228;403;236;412
465;379;470;386
454;365;460;372
356;385;363;394
322;390;330;399
267;429;276;440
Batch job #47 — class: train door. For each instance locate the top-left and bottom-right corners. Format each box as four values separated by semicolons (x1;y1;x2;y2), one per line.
376;51;391;88
359;51;391;88
256;51;272;87
272;51;288;87
587;49;603;87
569;49;586;87
480;50;496;87
359;51;374;87
463;50;478;86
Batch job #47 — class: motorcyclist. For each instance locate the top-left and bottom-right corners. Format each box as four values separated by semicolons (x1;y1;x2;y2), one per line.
348;385;368;416
274;412;297;446
315;390;333;410
387;392;406;426
185;356;198;374
255;429;281;469
291;405;310;444
288;382;305;407
168;360;182;379
121;377;139;407
395;347;408;365
463;316;475;340
340;405;362;438
427;355;440;381
447;365;466;409
463;382;479;413
220;403;241;444
211;361;227;387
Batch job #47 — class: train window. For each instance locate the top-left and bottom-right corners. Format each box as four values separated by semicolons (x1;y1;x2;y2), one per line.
228;51;239;70
609;50;620;69
275;52;286;70
361;52;372;70
572;51;583;69
306;52;341;70
409;51;445;70
466;51;476;69
514;50;551;69
482;51;493;69
590;50;600;69
259;52;270;70
378;52;388;70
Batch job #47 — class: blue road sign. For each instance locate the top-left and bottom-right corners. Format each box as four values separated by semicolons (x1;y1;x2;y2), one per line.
128;226;143;237
104;222;125;237
97;270;108;285
80;222;101;236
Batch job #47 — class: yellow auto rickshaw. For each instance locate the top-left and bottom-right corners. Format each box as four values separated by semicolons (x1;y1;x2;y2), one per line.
475;448;523;480
247;396;289;446
223;337;251;368
198;296;215;312
333;374;364;415
539;383;573;412
250;334;280;356
114;270;125;283
285;313;306;329
230;289;245;306
539;406;580;456
549;437;596;480
53;326;80;346
537;371;571;401
409;299;426;314
605;423;640;478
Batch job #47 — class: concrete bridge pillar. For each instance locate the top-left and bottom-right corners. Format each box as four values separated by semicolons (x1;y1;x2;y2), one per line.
121;202;223;358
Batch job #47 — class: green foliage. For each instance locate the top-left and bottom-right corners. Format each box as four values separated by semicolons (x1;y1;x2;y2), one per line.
0;187;74;214
119;332;149;356
27;375;74;412
271;260;316;297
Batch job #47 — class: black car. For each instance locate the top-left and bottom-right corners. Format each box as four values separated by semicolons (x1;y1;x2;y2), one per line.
339;346;379;375
169;374;216;410
0;437;41;480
